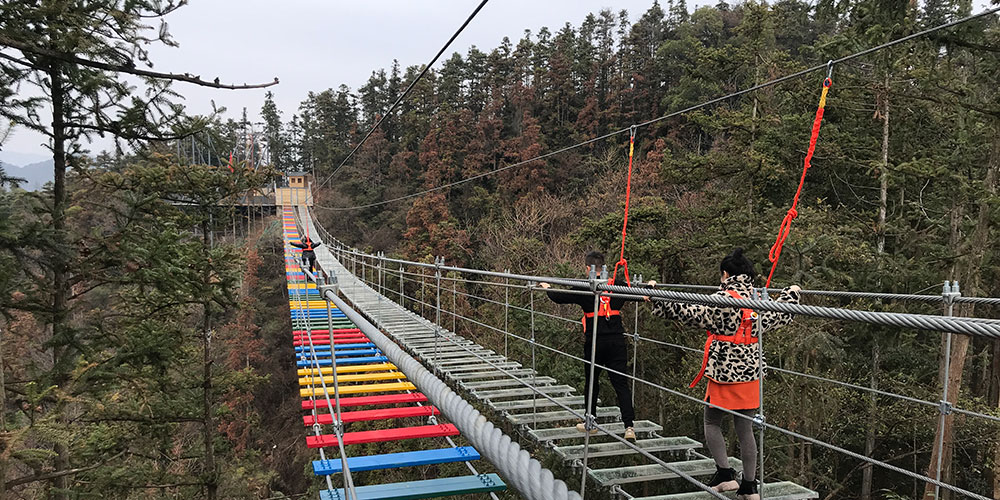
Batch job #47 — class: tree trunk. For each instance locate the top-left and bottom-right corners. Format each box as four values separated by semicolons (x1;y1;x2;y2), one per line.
861;341;879;500
924;119;998;500
876;72;889;255
201;220;218;500
987;120;1000;500
49;60;72;500
863;70;891;500
1;326;6;498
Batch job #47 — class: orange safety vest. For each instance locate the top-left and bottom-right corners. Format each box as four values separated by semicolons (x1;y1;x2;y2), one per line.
689;289;758;388
581;295;621;332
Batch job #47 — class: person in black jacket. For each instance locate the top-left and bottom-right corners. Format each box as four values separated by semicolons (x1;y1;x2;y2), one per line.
289;237;321;273
539;251;645;441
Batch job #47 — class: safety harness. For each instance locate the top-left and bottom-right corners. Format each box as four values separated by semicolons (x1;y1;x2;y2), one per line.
689;289;758;388
581;295;621;332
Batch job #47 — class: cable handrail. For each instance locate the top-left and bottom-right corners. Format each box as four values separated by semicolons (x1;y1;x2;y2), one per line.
379;281;1000;426
330;243;1000;308
324;243;1000;339
336;253;994;500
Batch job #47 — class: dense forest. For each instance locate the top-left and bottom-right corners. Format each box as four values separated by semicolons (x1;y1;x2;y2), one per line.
0;0;999;498
269;0;998;498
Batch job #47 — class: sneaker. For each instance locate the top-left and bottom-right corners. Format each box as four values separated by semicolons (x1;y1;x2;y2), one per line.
736;479;760;500
623;427;637;442
706;466;739;492
575;421;598;434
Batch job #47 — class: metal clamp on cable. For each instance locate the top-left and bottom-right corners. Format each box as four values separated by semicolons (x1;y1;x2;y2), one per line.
942;280;961;304
752;413;766;430
319;274;339;297
938;400;953;416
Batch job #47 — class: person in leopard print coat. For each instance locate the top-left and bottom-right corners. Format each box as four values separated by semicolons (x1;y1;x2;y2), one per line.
648;248;800;500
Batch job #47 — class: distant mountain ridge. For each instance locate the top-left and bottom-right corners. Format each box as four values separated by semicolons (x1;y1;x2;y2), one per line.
1;159;54;190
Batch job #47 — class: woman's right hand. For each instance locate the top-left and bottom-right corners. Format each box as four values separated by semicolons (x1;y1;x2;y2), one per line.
647;280;657;287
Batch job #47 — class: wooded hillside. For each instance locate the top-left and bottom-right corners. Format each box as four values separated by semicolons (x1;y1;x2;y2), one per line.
263;0;1000;497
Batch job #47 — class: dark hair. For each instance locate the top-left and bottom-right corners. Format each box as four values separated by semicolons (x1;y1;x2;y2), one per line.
720;247;756;279
585;251;605;270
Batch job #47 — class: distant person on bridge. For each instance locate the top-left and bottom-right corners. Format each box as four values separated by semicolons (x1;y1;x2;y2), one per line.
648;248;800;500
538;251;646;442
290;236;322;273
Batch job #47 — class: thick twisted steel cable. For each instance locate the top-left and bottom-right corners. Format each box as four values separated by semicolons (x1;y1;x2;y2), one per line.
314;0;490;193
603;284;1000;338
332;246;1000;318
315;7;1000;212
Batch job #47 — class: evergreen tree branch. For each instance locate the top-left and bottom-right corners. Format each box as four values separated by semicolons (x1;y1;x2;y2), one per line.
0;35;278;89
63;122;200;142
6;451;126;487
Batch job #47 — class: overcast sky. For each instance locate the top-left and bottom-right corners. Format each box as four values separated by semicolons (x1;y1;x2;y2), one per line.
1;0;674;164
2;0;991;165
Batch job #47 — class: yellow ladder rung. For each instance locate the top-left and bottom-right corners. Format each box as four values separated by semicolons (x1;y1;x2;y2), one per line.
299;381;415;398
297;363;397;377
288;301;335;308
287;284;317;289
298;371;405;386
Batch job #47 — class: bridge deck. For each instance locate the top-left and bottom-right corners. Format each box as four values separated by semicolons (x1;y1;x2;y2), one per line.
307;205;818;500
281;206;505;500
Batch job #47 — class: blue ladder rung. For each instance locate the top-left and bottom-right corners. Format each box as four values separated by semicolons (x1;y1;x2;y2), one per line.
320;473;505;500
297;356;388;368
297;349;379;359
312;446;479;476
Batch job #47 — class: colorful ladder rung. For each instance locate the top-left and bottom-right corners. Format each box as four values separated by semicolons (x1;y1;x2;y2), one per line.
300;348;380;358
293;329;362;335
298;371;406;386
302;392;428;410
297;355;390;368
294;342;375;352
311;446;477;475
319;473;505;500
306;423;460;448
299;381;415;398
304;405;439;426
293;338;370;347
296;363;397;377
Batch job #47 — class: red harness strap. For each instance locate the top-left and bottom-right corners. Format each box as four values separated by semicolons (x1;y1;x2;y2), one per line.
581;295;621;332
689;290;758;388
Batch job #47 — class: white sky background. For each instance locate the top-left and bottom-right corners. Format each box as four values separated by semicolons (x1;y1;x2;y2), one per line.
2;0;673;163
1;0;993;164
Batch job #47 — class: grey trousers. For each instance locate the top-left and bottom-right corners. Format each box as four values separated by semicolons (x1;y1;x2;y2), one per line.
704;407;757;481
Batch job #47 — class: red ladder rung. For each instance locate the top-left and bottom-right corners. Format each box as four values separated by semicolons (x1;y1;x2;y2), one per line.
301;393;428;410
303;406;439;426
305;424;459;448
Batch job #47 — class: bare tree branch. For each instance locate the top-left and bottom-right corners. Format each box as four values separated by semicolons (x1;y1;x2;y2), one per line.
7;451;126;487
0;35;278;90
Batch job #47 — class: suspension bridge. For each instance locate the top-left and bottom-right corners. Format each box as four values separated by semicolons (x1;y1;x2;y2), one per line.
274;5;1000;498
275;202;1000;500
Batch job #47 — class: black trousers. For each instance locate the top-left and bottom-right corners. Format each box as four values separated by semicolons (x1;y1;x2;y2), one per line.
582;335;635;427
301;251;317;272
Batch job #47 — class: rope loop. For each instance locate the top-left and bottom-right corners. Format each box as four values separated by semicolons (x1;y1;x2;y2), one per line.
764;76;832;288
611;128;638;287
